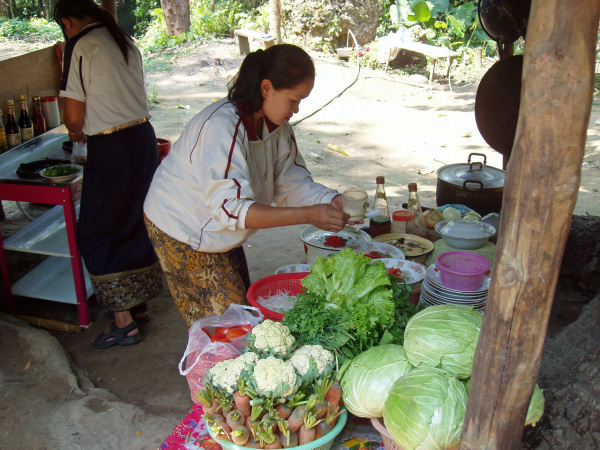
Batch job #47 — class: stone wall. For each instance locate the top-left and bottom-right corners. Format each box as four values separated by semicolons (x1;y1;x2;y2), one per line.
281;0;381;52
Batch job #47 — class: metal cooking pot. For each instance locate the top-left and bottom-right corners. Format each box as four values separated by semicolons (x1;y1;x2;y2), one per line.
436;153;505;216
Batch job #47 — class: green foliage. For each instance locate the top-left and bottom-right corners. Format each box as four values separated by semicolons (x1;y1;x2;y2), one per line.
134;0;161;36
0;18;62;42
138;0;268;52
381;0;494;54
327;15;342;41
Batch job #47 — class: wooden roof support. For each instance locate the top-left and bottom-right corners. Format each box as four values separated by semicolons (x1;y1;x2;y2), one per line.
102;0;117;21
460;1;600;449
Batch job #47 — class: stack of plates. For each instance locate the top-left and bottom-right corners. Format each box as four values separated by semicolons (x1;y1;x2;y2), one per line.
420;264;491;312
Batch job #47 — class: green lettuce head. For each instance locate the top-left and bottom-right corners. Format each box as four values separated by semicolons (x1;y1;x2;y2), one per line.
383;367;468;450
404;305;483;379
340;344;413;418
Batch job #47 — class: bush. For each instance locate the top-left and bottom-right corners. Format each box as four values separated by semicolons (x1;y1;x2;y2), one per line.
0;18;62;42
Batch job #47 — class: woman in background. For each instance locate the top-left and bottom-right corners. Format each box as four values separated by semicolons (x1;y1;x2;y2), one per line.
56;0;163;348
144;44;348;327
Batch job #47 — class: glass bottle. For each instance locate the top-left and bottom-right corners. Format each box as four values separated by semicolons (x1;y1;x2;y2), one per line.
18;95;34;143
5;100;21;149
406;183;427;237
0;110;7;154
369;176;391;237
32;96;46;137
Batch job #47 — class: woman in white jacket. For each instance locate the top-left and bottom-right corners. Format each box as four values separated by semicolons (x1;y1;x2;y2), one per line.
144;44;348;326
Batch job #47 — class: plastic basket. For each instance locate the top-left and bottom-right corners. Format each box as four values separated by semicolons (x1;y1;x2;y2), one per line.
247;272;309;321
436;251;491;291
207;410;347;450
370;417;405;450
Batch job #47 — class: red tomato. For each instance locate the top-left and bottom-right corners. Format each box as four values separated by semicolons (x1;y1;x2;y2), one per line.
210;333;231;343
236;324;252;333
201;327;212;336
225;328;247;340
215;326;236;334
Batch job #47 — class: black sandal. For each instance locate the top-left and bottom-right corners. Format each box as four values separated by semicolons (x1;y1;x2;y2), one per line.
103;303;151;324
91;321;141;349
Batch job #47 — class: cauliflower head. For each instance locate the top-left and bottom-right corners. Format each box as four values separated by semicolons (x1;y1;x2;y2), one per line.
251;319;295;356
207;352;259;394
253;356;298;397
289;344;334;377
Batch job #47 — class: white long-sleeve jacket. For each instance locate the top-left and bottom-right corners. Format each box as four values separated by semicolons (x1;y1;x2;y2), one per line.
144;99;337;253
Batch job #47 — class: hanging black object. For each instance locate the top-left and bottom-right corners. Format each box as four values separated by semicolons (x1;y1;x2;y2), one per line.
474;55;523;169
478;0;532;57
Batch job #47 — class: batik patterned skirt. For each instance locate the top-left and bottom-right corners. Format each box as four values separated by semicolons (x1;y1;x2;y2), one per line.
144;215;251;327
78;121;163;312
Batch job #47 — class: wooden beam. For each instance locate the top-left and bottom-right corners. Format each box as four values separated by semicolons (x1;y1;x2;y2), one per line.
460;1;600;449
101;0;117;21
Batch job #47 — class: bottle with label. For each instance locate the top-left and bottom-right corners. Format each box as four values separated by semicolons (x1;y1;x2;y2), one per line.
406;183;427;237
0;110;7;153
369;176;392;238
32;96;46;137
5;100;21;149
18;95;34;143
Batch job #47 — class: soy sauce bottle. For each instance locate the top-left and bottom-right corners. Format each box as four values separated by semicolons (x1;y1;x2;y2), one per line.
369;176;391;237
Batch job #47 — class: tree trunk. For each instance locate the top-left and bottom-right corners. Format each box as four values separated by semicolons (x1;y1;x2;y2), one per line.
460;1;600;449
160;0;190;37
269;0;281;44
101;0;117;22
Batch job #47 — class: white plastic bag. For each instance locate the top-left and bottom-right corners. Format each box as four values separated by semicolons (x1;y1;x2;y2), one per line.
71;141;87;164
179;304;263;405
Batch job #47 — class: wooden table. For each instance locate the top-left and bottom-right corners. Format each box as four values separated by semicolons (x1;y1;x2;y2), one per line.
0;126;93;326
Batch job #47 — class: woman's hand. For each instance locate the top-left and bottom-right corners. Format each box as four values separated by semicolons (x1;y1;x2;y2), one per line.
308;203;349;232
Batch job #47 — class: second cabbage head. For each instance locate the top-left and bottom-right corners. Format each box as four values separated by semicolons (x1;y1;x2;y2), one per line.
404;304;483;379
340;344;412;418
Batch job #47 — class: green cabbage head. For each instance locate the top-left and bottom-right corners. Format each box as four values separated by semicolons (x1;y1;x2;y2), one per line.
383;367;468;450
340;344;413;418
404;305;483;379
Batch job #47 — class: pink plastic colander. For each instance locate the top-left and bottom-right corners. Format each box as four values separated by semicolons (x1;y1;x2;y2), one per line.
436;251;491;291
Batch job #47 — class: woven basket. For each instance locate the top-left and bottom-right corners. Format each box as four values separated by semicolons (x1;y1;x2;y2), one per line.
207;411;347;450
370;417;405;450
246;272;308;321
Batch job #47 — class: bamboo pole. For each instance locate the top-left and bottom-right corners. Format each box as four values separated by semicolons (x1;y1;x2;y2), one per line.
15;314;82;333
460;1;600;449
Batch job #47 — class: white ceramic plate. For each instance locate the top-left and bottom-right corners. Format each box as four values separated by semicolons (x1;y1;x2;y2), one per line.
347;241;405;260
275;264;312;275
376;258;426;285
40;164;83;183
299;225;371;264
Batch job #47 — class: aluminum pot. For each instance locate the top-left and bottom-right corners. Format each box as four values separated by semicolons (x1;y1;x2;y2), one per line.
436;153;505;216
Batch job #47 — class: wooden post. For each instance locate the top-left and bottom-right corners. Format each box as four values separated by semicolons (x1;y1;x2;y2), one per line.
101;0;117;21
460;1;600;449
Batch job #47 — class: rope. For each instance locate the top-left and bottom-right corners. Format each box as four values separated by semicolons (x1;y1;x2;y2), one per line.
291;30;361;127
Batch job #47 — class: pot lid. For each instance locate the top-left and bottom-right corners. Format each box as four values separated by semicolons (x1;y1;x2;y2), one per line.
437;161;505;189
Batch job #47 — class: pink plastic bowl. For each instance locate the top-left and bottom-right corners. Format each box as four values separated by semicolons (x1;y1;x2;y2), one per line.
436;251;491;291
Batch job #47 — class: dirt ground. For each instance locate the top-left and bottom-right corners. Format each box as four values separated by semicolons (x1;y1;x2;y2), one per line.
1;38;600;449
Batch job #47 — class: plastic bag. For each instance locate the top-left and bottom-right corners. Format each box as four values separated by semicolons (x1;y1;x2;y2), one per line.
71;141;87;164
179;304;263;406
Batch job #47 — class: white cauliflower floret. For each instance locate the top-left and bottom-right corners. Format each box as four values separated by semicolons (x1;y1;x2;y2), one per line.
289;344;334;377
251;319;295;356
208;352;259;394
253;356;298;397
